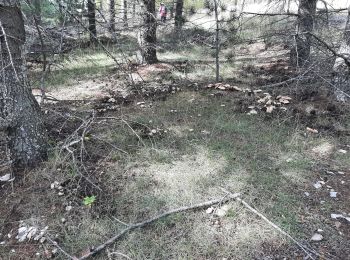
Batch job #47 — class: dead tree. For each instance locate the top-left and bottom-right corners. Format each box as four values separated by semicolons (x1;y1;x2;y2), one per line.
174;0;184;28
138;0;158;64
87;0;97;44
290;0;317;67
0;0;47;169
109;0;116;32
333;6;350;101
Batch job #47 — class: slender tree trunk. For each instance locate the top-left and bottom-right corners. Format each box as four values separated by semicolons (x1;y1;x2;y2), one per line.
214;0;220;82
174;0;184;28
32;0;41;24
290;0;317;67
0;2;47;169
87;0;97;44
109;0;115;32
123;0;128;28
333;6;350;101
138;0;158;64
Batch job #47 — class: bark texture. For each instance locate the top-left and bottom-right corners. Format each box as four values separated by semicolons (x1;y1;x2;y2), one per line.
109;0;116;32
123;0;128;28
174;0;184;28
0;3;47;169
333;6;350;101
290;0;317;66
87;0;97;44
138;0;158;64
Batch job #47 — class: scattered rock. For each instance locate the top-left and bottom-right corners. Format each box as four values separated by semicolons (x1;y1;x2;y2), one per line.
206;207;214;214
330;191;338;198
0;174;11;182
310;233;323;241
215;205;231;217
313;181;324;189
248;109;258;115
331;213;350;222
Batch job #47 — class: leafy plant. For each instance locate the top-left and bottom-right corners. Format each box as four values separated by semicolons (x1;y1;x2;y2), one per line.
83;195;96;207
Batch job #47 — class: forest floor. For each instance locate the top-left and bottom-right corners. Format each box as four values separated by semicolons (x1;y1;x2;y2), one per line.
1;26;350;260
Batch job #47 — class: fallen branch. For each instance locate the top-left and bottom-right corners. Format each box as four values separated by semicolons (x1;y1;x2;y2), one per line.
75;193;240;259
220;188;334;260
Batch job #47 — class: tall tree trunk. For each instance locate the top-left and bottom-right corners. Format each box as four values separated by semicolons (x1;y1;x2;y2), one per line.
138;0;158;64
214;0;220;82
32;0;41;24
0;1;47;169
333;6;350;101
87;0;97;44
290;0;317;67
123;0;128;28
174;0;184;28
109;0;115;32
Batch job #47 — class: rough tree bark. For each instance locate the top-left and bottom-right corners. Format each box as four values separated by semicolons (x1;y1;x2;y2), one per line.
174;0;184;28
138;0;158;64
333;6;350;101
0;0;47;169
87;0;97;44
109;0;116;32
214;0;220;82
290;0;317;67
123;0;128;28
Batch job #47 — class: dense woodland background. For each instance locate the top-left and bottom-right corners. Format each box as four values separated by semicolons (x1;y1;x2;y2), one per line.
0;0;350;259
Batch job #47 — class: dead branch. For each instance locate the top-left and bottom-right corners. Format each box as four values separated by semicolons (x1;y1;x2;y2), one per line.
241;12;298;17
308;32;350;68
220;188;334;260
75;193;240;259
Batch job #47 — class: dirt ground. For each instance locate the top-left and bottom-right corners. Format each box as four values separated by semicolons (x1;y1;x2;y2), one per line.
1;36;350;260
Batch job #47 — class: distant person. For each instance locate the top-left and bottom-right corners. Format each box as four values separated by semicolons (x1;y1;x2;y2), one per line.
159;3;167;23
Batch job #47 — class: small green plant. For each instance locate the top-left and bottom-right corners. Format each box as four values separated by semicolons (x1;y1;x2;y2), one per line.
83;195;96;207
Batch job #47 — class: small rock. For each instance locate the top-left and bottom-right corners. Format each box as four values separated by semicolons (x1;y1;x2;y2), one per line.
338;149;347;154
313;182;322;189
317;229;323;233
330;191;337;198
39;237;46;243
304;192;310;197
58;192;64;196
335;221;341;228
189;129;194;132
0;174;11;182
65;205;72;212
61;218;66;223
248;109;258;115
310;233;323;241
0;241;5;245
206;207;214;214
338;171;345;175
